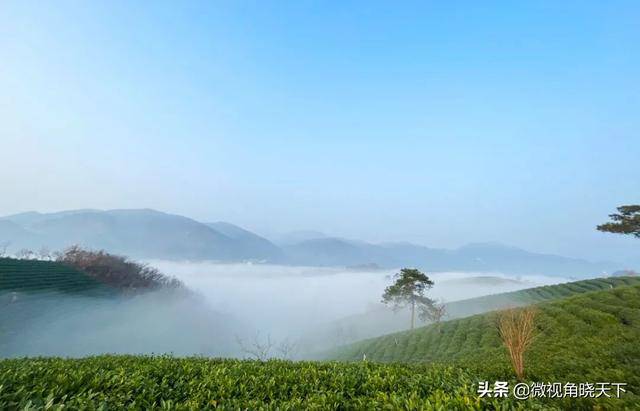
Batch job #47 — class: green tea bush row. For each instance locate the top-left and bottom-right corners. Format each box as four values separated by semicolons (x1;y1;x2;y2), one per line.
329;285;640;409
0;356;548;410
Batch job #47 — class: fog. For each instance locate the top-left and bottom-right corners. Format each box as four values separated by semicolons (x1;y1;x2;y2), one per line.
152;261;570;320
0;289;240;358
1;262;573;359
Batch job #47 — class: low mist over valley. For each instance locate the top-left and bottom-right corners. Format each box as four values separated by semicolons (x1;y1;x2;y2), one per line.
0;207;633;359
1;253;571;359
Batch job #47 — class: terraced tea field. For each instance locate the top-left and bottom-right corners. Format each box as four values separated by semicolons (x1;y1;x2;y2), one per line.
306;276;640;351
328;281;640;407
1;258;638;408
0;258;116;356
0;258;113;296
445;275;640;319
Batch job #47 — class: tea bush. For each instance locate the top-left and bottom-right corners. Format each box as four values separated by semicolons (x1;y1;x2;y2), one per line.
329;284;640;409
0;356;550;410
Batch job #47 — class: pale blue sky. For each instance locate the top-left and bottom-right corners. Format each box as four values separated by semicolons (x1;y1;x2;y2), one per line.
0;1;638;264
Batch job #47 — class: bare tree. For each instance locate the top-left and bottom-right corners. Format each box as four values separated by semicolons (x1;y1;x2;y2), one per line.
37;246;52;261
276;338;298;360
0;241;10;258
235;332;274;361
496;307;538;380
56;245;183;291
16;249;34;260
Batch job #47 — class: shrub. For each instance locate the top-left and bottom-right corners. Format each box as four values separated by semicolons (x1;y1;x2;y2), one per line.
56;246;183;292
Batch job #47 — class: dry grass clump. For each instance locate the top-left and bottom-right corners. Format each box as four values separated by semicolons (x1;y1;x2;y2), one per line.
497;306;538;380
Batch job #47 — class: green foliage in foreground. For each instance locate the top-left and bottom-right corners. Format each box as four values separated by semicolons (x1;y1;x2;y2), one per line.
0;356;552;410
329;282;640;409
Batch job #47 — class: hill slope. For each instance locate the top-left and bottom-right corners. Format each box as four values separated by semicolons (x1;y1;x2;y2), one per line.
444;275;640;318
303;276;640;352
327;280;640;406
0;258;117;356
0;258;237;358
0;257;114;296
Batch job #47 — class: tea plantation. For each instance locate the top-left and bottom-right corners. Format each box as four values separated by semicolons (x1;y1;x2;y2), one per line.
0;257;113;296
1;257;638;409
444;275;640;319
0;258;116;355
0;356;554;410
305;276;640;347
328;281;640;409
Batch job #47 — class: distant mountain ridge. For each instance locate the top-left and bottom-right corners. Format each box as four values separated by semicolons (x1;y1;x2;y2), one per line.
206;222;285;262
0;209;278;262
0;208;622;276
282;237;617;276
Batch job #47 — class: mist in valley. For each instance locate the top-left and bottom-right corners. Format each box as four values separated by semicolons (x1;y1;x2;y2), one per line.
0;288;240;358
153;261;567;335
1;260;573;359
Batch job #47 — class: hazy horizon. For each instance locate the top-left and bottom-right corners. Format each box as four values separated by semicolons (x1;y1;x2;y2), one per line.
0;207;635;267
1;1;638;265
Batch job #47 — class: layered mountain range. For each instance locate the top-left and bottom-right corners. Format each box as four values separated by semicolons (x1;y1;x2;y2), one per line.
0;209;620;276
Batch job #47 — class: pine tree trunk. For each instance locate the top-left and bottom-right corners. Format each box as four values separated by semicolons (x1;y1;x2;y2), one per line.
410;299;415;330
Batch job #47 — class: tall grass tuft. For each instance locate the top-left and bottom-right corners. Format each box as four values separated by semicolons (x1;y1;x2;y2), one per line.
496;306;537;380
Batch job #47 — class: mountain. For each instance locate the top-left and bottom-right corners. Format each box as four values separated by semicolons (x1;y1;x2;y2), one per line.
275;230;327;245
0;220;38;250
282;238;380;266
206;222;285;262
283;239;617;276
2;210;101;227
0;209;622;275
0;209;283;262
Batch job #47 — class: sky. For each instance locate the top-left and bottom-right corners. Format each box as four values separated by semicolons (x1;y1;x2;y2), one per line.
0;1;638;264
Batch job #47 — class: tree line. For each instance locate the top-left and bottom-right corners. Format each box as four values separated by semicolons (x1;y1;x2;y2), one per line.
2;244;183;292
